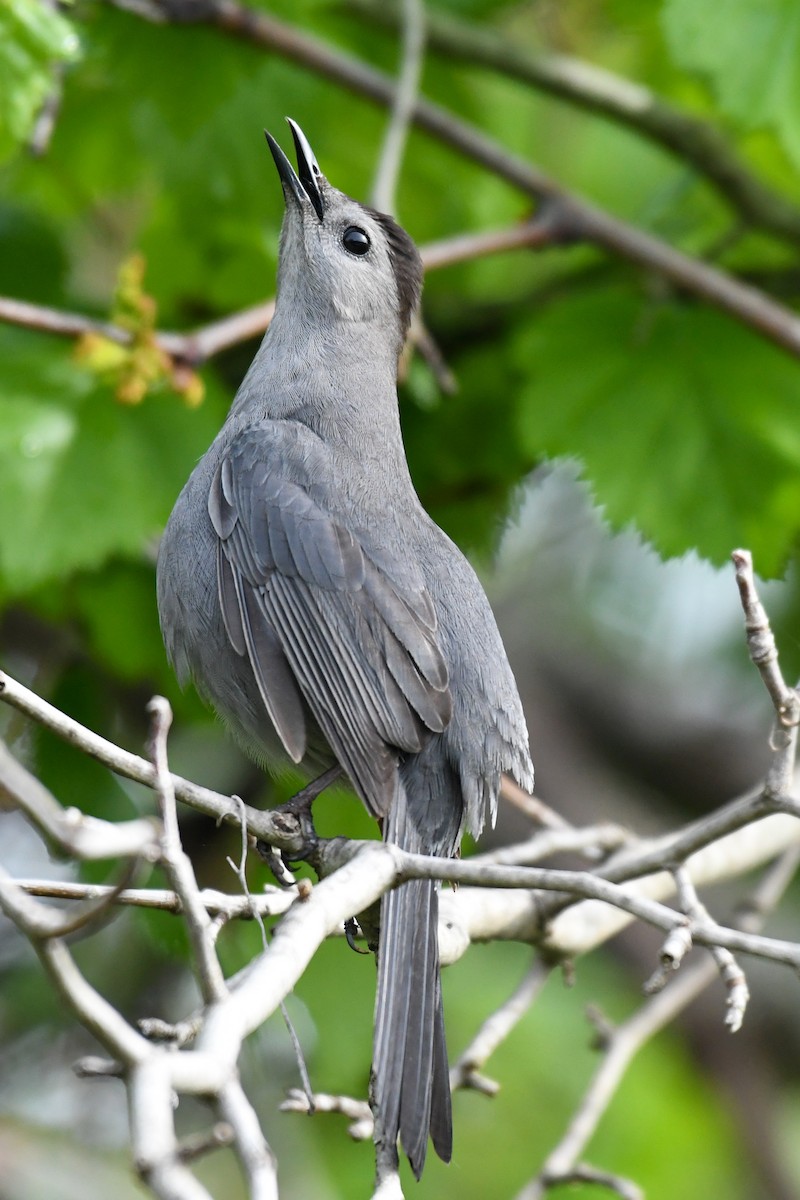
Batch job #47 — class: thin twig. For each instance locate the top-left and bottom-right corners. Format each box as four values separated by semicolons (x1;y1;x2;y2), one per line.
225;795;315;1108
281;1088;374;1140
0;737;160;861
672;866;749;1031
732;549;800;810
370;0;425;214
514;848;799;1200
450;955;552;1095
148;697;227;1004
26;859;142;940
471;823;631;868
176;1124;235;1164
0;669;289;847
732;550;800;725
216;1079;279;1200
16;878;296;918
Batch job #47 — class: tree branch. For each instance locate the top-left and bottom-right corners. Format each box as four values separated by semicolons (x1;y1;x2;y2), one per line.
369;0;425;215
148;696;228;1004
0;219;556;366
13;878;296;918
100;0;800;361
513;847;800;1198
0;669;300;850
346;0;800;249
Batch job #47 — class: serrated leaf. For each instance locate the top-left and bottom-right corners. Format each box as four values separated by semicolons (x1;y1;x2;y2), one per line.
0;330;225;596
662;0;800;170
515;286;800;575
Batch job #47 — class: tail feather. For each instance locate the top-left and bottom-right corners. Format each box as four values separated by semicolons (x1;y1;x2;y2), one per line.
429;978;452;1162
372;783;453;1179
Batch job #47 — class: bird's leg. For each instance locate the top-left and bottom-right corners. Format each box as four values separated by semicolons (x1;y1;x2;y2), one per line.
257;764;343;884
279;763;343;823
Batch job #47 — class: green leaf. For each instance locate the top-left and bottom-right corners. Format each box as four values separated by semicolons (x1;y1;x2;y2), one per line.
662;0;800;170
0;329;225;596
515;285;800;575
0;0;79;161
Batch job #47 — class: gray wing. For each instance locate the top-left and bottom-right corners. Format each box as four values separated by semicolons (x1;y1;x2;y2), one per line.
207;423;452;818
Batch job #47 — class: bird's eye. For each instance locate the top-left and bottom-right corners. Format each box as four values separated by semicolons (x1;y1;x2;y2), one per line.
342;226;371;256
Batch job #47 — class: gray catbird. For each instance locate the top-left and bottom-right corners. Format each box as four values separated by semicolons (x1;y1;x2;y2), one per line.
156;119;533;1178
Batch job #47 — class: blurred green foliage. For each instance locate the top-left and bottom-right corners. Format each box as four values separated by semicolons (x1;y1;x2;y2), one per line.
2;1;800;1197
0;0;78;163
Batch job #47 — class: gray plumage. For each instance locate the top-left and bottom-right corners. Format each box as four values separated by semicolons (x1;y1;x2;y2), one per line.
156;120;533;1179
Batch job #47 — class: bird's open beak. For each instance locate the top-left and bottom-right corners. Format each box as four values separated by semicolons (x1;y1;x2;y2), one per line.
264;119;325;221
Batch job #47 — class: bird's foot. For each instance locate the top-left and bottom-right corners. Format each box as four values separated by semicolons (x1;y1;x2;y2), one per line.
344;916;369;954
256;764;343;885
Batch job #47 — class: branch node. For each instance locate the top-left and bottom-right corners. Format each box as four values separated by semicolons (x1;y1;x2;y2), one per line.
462;1068;501;1096
74;1055;124;1078
177;1123;235;1162
585;1004;615;1051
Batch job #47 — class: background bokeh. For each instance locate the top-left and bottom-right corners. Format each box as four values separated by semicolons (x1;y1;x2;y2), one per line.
3;1;800;1197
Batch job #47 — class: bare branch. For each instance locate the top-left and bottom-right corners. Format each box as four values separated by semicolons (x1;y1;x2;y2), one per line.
0;874;149;1063
450;955;552;1095
672;866;749;1031
471;823;631;868
732;549;800;724
216;1079;279;1200
370;0;425;214
0;737;160;860
15;878;296;919
537;1164;643;1199
5;662;800;980
148;696;228;1003
514;847;800;1198
347;0;800;249
130;1059;214;1200
440;804;800;962
0;669;295;849
0;218;554;372
643;922;693;994
281;1088;373;1139
500;776;571;829
177;1125;235;1164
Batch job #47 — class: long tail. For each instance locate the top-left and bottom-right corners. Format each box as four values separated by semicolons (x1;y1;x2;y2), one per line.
371;782;452;1179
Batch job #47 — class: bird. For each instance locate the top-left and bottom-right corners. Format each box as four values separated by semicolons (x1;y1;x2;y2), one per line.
156;118;533;1179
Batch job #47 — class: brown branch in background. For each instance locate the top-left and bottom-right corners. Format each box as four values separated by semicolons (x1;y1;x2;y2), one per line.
101;0;800;361
0;220;556;367
0;295;132;346
346;0;800;249
0;294;276;368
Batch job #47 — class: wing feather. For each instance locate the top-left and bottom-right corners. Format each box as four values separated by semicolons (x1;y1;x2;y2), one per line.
208;422;451;815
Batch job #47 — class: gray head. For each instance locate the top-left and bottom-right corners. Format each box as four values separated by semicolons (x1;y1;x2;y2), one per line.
265;120;422;355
